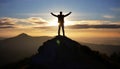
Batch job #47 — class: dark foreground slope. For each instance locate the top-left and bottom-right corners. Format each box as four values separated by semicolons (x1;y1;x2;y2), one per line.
1;36;120;69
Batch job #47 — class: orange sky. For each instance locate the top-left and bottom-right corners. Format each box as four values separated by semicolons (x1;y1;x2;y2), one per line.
0;28;120;38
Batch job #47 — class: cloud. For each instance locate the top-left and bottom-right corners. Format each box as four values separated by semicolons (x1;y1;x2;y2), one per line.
0;26;15;28
67;24;120;29
34;26;57;29
103;15;114;18
34;24;120;29
0;17;16;25
0;17;120;29
0;17;16;28
0;17;48;29
70;20;119;25
27;17;47;24
21;19;120;29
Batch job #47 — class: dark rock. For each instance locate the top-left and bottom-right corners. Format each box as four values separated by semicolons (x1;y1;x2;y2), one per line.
29;36;118;69
1;36;119;69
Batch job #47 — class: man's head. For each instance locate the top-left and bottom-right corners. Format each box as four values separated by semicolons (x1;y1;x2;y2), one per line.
60;11;62;15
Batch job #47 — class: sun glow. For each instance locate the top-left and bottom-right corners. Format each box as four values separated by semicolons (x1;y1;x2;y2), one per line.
48;20;58;26
48;19;74;26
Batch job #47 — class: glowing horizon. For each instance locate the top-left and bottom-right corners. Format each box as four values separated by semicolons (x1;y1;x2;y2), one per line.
0;0;120;45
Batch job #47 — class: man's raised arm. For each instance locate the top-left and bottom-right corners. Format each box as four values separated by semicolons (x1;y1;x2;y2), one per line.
51;12;58;17
64;12;72;17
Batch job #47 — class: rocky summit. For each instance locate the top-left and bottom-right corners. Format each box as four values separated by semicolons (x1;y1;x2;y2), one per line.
29;36;118;69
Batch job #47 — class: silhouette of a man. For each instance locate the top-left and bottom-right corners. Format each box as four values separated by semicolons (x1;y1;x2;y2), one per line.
51;11;71;36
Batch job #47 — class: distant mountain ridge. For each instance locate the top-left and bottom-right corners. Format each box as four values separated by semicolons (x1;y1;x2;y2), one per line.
0;33;52;66
81;42;120;56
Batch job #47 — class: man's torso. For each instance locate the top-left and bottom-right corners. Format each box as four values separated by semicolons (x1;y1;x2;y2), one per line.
58;15;64;23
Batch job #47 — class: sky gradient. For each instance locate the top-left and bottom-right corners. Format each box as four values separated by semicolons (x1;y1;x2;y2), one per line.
0;0;120;45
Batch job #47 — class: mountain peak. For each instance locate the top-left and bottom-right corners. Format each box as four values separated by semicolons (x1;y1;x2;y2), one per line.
30;35;116;69
16;33;30;37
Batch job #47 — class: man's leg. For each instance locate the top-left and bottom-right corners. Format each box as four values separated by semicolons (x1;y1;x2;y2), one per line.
62;24;65;36
58;24;60;36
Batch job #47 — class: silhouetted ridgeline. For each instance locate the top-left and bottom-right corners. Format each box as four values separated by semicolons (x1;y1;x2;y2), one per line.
0;33;52;66
1;36;120;69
